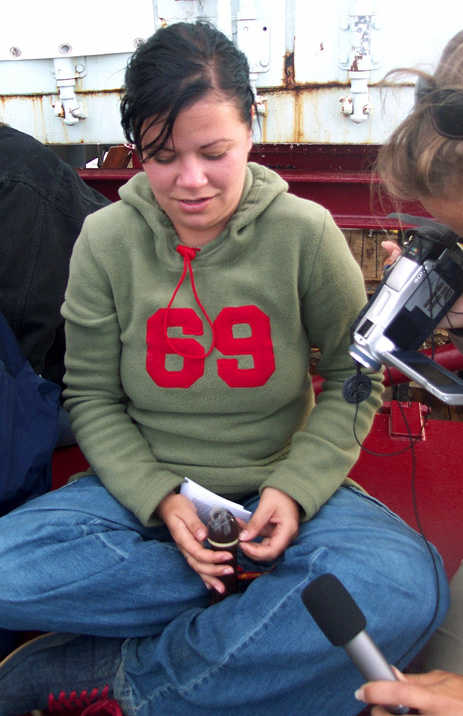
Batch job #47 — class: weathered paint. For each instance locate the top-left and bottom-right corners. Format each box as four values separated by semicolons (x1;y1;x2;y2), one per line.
0;0;456;146
1;82;410;145
283;50;295;89
0;91;124;145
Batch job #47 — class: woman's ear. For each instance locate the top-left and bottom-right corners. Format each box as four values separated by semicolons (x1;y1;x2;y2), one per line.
247;128;253;152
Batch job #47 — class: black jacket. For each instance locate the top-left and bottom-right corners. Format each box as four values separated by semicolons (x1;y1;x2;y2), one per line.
0;126;110;387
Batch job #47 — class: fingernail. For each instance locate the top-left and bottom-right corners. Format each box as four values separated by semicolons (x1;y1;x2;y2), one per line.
391;665;406;681
240;530;249;540
196;529;207;541
354;687;365;702
223;567;234;575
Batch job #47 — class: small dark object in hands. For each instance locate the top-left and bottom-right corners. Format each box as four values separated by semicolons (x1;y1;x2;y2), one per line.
207;508;240;603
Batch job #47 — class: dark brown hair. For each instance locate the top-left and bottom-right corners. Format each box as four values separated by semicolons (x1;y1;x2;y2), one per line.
120;21;255;160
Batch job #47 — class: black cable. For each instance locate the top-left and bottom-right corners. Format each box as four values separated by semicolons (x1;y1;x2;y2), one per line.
351;371;442;666
346;227;460;663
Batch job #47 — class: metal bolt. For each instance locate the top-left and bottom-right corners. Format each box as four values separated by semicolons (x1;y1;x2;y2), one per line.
58;43;72;55
9;46;21;57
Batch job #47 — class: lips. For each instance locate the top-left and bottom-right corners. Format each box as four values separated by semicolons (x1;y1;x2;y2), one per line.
177;197;211;204
176;196;214;211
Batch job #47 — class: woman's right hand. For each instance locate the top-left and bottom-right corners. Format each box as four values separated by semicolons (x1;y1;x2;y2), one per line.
357;670;463;715
156;492;236;594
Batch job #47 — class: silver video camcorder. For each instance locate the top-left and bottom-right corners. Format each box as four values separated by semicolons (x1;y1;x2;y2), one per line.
349;224;463;404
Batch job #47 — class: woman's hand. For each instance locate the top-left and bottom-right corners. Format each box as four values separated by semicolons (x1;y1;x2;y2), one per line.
356;670;463;715
156;492;237;594
381;239;402;267
239;487;300;561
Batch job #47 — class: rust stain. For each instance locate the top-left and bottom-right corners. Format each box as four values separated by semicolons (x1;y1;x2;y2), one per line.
350;54;362;72
0;89;123;100
259;79;415;95
283;51;295;89
261;107;267;143
263;81;346;95
294;90;303;143
0;93;47;102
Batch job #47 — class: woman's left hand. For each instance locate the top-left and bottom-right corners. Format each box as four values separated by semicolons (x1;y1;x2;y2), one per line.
239;487;300;561
381;239;402;267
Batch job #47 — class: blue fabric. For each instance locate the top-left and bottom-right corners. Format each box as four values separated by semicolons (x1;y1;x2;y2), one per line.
0;311;60;516
0;477;449;715
0;310;60;658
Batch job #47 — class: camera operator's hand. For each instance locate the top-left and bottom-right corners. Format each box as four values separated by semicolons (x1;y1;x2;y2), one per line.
156;492;236;594
382;240;463;329
381;239;402;267
239;487;300;561
356;670;463;715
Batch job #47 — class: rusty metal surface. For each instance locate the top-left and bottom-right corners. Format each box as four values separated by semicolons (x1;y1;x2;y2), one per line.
0;83;412;146
0;91;125;145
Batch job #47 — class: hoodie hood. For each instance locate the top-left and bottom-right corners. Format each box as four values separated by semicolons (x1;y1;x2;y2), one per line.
117;161;289;360
117;161;289;259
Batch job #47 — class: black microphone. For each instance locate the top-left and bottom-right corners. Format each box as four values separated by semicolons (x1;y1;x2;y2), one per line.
302;573;409;715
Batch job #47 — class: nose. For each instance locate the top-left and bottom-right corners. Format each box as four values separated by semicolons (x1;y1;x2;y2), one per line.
176;156;208;189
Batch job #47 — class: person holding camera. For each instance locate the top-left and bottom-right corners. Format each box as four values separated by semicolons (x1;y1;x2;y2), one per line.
354;30;463;716
0;21;448;716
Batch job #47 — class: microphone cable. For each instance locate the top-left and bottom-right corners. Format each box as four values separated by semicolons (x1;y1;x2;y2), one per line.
340;226;463;664
351;384;441;665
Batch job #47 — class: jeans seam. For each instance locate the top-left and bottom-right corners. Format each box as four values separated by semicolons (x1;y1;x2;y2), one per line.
115;659;140;716
148;546;327;701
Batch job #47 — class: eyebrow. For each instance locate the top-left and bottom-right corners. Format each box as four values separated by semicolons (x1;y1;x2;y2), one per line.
154;138;233;157
159;138;233;152
200;138;233;149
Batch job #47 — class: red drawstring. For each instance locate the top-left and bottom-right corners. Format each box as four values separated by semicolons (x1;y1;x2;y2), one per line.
163;245;215;359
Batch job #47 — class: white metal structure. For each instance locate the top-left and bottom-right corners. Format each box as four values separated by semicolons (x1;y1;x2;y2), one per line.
0;0;461;146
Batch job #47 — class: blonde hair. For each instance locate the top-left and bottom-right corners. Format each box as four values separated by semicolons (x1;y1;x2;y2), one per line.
376;31;463;201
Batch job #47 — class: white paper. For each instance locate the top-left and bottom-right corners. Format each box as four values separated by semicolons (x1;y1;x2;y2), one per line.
180;477;252;524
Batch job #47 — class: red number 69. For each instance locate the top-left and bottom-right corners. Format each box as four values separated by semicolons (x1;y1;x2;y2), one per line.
146;305;275;388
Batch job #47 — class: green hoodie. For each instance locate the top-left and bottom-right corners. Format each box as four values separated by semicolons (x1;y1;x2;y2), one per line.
62;162;383;526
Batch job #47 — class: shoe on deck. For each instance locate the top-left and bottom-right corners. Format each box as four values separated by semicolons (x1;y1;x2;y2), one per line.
0;632;125;716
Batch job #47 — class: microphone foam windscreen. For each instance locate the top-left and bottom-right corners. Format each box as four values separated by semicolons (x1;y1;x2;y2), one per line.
302;573;366;646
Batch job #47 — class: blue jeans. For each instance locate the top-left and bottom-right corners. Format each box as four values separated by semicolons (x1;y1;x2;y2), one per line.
0;477;449;715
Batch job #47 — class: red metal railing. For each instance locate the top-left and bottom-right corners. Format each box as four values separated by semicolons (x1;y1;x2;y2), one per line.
78;143;430;230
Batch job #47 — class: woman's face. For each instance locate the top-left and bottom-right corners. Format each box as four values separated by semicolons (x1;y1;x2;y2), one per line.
142;92;253;247
419;193;463;237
